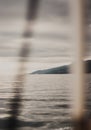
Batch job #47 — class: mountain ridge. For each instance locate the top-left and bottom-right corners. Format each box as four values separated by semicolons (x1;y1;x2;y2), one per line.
31;60;91;74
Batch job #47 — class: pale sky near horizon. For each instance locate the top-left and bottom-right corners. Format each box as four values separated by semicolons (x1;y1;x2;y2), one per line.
0;0;73;63
0;0;90;64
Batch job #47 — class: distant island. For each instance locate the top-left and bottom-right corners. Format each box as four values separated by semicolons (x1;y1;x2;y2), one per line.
31;60;91;74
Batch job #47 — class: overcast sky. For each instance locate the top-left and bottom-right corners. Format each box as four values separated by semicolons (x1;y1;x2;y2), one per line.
0;0;74;64
0;0;91;75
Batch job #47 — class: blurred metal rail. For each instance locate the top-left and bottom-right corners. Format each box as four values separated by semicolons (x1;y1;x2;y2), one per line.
70;0;90;129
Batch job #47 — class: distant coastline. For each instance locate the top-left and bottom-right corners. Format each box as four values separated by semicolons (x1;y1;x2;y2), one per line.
31;60;91;74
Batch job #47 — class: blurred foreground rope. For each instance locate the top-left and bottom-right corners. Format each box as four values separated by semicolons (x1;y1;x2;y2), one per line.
5;0;39;130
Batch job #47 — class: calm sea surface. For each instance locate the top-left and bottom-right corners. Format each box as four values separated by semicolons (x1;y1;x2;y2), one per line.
0;74;91;130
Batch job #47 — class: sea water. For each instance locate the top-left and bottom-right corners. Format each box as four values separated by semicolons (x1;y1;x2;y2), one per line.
1;74;91;130
0;74;74;130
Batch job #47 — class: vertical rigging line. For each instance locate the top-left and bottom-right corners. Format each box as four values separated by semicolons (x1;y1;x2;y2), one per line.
6;0;39;130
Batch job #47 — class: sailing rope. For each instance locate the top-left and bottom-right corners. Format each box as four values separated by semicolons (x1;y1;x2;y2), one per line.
6;0;39;130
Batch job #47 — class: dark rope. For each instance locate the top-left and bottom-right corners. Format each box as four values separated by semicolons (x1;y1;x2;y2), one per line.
6;0;39;130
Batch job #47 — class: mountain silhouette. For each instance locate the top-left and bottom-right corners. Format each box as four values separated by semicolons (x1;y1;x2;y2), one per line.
31;60;91;74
